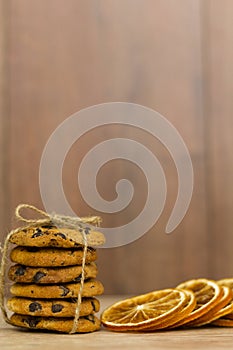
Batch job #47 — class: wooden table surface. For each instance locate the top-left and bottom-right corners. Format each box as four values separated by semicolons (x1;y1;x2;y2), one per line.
1;295;233;350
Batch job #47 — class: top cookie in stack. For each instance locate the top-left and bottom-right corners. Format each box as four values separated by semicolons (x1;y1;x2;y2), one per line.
7;224;105;334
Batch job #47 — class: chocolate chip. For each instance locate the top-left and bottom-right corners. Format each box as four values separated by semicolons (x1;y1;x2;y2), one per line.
84;227;91;235
54;233;67;240
88;247;95;252
33;271;46;283
29;302;42;312
59;285;70;296
50;238;58;246
23;316;40;328
91;300;96;312
15;265;26;276
73;274;81;282
52;304;64;313
31;228;43;238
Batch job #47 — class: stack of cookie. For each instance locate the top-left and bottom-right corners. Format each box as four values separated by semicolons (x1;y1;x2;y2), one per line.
6;224;105;333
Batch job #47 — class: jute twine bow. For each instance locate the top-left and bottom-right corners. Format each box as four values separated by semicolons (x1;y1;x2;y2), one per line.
0;204;101;334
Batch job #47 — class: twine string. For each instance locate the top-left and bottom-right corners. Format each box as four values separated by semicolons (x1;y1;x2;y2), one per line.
70;232;87;334
15;203;102;227
0;204;101;333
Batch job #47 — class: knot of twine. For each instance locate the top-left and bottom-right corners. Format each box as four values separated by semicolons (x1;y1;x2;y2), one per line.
0;204;101;334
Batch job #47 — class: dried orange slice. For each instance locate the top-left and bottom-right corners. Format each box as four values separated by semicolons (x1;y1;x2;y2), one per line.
212;318;233;327
101;289;189;331
145;289;196;330
186;286;232;327
210;293;233;321
218;278;233;290
215;279;233;322
222;312;233;320
171;278;223;328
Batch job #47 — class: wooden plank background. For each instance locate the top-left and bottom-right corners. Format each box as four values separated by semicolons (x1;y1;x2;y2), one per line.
0;0;4;233
0;0;10;237
0;0;232;294
201;0;233;279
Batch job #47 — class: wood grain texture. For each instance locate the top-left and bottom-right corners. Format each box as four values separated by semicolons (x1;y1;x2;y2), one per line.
1;295;233;350
0;0;4;235
1;0;232;294
0;0;10;236
202;0;233;279
6;0;208;293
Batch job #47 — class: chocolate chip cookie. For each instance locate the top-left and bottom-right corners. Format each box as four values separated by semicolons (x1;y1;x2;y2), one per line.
10;313;101;333
10;246;97;267
10;279;104;298
9;225;105;248
7;297;100;317
8;262;97;284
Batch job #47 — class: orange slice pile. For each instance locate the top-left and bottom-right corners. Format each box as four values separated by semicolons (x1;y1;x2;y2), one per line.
171;279;223;327
210;278;233;327
188;286;233;327
101;277;233;332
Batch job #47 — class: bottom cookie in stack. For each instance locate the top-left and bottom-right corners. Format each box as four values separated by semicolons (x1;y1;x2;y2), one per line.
9;310;101;333
7;230;105;333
